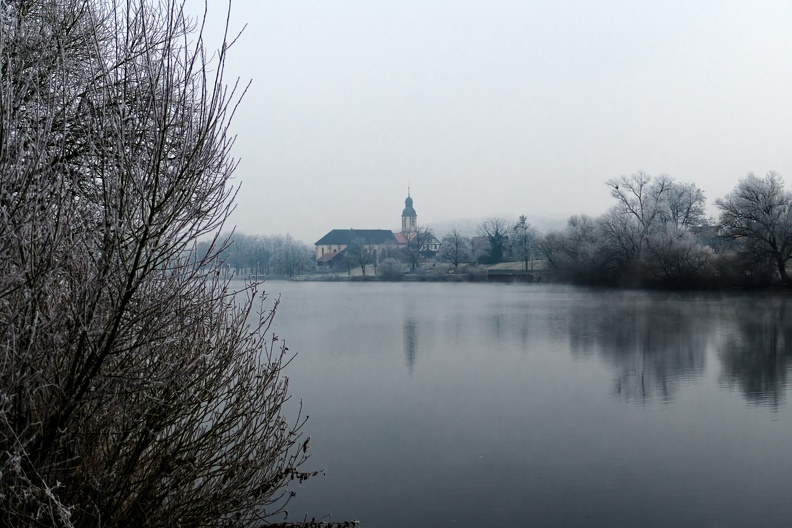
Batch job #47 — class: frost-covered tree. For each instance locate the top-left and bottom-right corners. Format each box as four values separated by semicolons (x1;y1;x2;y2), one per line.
478;217;510;264
538;215;606;283
0;1;321;525
271;235;313;277
644;228;714;286
402;226;435;271
378;258;403;281
717;172;792;286
603;173;708;280
541;174;709;286
439;229;470;271
510;215;538;271
345;236;374;275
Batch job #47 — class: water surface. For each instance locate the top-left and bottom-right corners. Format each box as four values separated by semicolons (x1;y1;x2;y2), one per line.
258;281;792;527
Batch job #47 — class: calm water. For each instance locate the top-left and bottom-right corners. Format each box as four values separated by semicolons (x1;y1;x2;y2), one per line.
255;281;792;527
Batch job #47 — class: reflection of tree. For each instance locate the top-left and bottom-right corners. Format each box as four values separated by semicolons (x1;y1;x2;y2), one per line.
404;318;417;373
568;294;707;404
718;298;792;408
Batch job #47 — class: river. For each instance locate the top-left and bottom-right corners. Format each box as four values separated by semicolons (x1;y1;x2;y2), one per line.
254;281;792;527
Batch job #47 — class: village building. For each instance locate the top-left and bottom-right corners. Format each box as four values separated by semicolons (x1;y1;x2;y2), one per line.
402;192;417;235
314;229;398;268
314;190;439;269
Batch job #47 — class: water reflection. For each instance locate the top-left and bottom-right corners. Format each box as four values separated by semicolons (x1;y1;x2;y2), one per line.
567;293;707;404
718;297;792;408
403;318;417;373
262;282;792;527
274;283;792;409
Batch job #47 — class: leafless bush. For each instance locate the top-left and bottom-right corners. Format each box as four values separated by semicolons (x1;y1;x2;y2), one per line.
645;228;714;286
378;258;403;281
466;265;488;282
0;0;320;525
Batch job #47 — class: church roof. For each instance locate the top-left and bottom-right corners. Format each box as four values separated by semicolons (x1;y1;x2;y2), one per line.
315;229;398;246
402;194;416;217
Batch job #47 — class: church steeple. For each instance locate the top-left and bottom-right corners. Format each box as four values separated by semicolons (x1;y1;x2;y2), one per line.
401;187;417;234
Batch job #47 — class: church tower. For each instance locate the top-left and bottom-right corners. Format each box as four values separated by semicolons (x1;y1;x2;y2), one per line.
401;188;417;234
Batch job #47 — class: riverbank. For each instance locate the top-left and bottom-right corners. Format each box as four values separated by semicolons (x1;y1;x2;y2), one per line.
287;261;547;283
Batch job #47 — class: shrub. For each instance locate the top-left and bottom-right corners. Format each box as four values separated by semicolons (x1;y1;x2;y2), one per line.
379;258;404;281
0;1;318;525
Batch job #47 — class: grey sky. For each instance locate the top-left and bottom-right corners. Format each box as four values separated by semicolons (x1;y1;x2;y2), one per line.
191;0;792;244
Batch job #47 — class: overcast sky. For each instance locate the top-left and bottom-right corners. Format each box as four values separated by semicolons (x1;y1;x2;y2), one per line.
189;0;792;244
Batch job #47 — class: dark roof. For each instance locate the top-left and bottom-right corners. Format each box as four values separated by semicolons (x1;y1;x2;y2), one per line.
315;229;398;246
402;195;417;217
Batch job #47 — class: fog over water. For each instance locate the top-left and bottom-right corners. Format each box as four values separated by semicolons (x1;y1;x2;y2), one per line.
257;281;792;527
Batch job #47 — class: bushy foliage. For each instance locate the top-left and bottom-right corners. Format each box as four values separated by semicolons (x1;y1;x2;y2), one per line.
378;258;404;281
538;174;717;288
0;0;319;525
477;217;510;264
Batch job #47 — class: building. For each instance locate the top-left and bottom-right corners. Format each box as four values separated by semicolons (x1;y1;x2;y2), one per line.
314;229;398;268
402;189;417;235
314;190;438;269
399;189;439;253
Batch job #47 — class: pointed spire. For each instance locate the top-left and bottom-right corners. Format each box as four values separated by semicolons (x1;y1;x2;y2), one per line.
402;186;417;234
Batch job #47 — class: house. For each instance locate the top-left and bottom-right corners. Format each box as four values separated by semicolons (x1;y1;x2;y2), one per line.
314;190;439;268
398;190;440;254
314;229;399;268
421;233;441;254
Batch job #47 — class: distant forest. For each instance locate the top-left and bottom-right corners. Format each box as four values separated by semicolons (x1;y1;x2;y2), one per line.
197;234;314;278
212;171;792;289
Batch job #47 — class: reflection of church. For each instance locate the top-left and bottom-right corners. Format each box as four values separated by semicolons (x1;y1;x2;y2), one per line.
314;190;438;267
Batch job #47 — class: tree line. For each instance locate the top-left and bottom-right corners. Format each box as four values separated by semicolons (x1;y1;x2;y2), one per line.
428;171;792;289
431;216;539;271
203;170;792;290
199;233;314;277
538;171;792;288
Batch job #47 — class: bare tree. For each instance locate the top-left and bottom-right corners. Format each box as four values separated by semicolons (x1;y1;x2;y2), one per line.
606;172;670;261
563;215;600;264
598;203;661;282
478;217;510;263
402;226;435;272
604;173;708;280
665;180;706;229
538;215;609;283
345;236;374;275
717;172;792;286
0;1;322;526
439;229;470;271
378;240;402;261
510;215;537;271
271;235;313;277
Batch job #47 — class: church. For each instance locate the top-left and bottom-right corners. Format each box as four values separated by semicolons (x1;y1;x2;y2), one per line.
314;190;439;269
